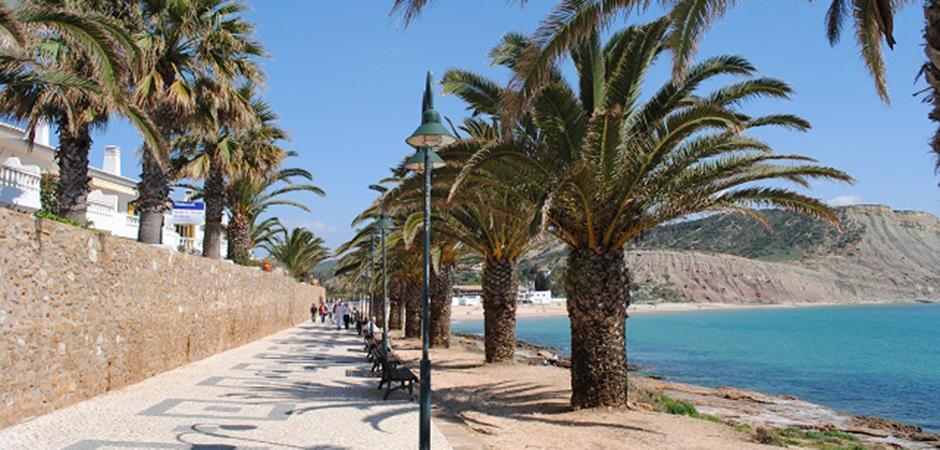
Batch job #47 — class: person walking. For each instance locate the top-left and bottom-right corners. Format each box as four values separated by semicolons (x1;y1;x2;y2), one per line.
318;303;328;323
309;302;317;322
334;301;343;330
340;302;351;330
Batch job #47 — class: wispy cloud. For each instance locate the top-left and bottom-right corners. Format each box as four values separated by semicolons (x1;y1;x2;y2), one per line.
283;218;338;235
827;195;861;207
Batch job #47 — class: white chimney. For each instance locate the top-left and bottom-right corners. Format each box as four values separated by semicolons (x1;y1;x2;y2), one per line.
33;122;51;147
103;145;121;176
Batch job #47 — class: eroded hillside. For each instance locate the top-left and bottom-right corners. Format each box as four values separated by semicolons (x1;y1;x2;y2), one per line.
526;205;940;304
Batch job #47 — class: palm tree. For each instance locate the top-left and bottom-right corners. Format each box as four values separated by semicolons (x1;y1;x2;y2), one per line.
225;167;325;262
399;216;469;347
177;83;281;259
382;34;546;359
455;20;853;408
436;35;549;361
393;1;940;171
0;2;162;223
261;227;330;281
335;220;420;334
251;216;286;251
133;0;265;244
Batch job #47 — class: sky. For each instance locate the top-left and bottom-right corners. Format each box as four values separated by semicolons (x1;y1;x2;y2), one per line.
84;1;940;250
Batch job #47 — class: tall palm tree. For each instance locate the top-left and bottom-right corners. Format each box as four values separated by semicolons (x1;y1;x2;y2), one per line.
225;167;325;262
177;83;280;259
455;20;853;408
398;215;470;347
0;1;162;223
383;33;546;360
335;220;419;334
520;0;903;98
261;227;330;281
251;216;285;251
133;0;265;244
393;1;940;171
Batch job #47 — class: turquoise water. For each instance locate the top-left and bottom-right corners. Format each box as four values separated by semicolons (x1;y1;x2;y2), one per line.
452;304;940;432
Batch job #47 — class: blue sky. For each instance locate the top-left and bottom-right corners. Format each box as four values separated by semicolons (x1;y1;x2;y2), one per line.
86;1;939;250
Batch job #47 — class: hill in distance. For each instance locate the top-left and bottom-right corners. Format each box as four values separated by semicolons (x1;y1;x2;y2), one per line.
525;205;940;305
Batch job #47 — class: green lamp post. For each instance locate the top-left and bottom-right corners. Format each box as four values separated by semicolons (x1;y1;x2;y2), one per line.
372;215;392;349
369;185;393;351
369;231;377;319
405;72;454;450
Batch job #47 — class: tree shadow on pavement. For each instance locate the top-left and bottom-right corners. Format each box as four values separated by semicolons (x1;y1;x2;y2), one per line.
175;423;353;450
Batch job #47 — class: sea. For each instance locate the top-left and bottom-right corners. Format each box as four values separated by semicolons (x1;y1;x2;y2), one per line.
451;303;940;432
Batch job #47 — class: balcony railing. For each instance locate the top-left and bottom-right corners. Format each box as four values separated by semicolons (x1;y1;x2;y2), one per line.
0;157;41;212
178;237;203;254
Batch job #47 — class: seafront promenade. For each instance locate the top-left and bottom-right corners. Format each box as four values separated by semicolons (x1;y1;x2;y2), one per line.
0;322;451;449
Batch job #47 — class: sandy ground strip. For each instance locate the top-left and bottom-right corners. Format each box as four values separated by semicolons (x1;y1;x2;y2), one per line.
451;301;927;321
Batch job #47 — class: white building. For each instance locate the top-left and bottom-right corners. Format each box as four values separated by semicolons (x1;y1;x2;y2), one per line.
453;295;482;307
519;290;554;304
0;122;226;255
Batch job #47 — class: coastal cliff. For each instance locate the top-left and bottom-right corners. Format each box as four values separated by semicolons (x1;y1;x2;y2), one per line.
526;205;940;304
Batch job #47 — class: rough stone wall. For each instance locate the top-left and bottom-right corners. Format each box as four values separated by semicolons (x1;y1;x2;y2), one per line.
0;208;325;428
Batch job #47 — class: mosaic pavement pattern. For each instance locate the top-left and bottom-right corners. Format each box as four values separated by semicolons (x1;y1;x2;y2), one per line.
0;322;451;449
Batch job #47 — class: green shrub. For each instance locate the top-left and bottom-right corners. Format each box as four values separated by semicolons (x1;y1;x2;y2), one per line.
660;395;698;416
631;388;700;417
758;427;865;449
34;210;80;227
39;173;59;215
754;427;790;446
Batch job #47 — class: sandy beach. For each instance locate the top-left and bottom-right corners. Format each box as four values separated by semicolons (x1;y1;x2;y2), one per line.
450;301;883;321
388;332;940;449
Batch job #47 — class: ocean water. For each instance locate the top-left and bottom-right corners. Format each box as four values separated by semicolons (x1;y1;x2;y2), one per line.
451;303;940;432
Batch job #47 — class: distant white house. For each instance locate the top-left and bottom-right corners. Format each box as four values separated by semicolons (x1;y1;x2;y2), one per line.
519;290;553;304
453;295;482;307
450;287;561;307
0;122;226;255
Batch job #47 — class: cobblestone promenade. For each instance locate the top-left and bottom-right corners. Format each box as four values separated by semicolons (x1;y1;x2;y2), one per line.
0;322;451;449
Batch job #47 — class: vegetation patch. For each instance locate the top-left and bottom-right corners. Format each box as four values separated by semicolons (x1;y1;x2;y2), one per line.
631;386;703;418
629;385;869;449
34;210;81;227
752;426;865;449
632;281;687;304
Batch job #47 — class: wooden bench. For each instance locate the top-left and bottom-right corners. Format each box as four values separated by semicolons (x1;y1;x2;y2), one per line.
372;345;418;400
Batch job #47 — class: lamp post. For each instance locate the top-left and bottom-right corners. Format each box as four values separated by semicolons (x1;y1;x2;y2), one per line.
405;72;455;450
369;185;392;352
369;232;377;319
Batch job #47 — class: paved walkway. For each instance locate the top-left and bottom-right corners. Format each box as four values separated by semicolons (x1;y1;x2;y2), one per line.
0;321;452;449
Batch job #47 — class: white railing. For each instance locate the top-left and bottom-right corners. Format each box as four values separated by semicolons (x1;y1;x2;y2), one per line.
87;197;117;217
178;237;203;254
0;157;41;212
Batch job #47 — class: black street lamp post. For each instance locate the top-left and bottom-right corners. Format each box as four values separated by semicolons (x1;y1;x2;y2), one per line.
404;72;454;450
369;185;392;352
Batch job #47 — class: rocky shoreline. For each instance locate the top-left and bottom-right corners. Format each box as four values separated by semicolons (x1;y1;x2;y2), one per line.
452;332;940;449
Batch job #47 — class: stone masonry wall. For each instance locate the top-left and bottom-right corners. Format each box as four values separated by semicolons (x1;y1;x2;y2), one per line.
0;208;326;428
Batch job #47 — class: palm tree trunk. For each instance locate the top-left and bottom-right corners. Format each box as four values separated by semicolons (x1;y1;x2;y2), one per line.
482;257;518;363
202;161;224;259
138;107;174;244
228;213;251;262
925;1;940;172
429;262;454;348
404;280;422;338
388;277;404;330
565;246;629;409
372;287;384;325
54;120;92;225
